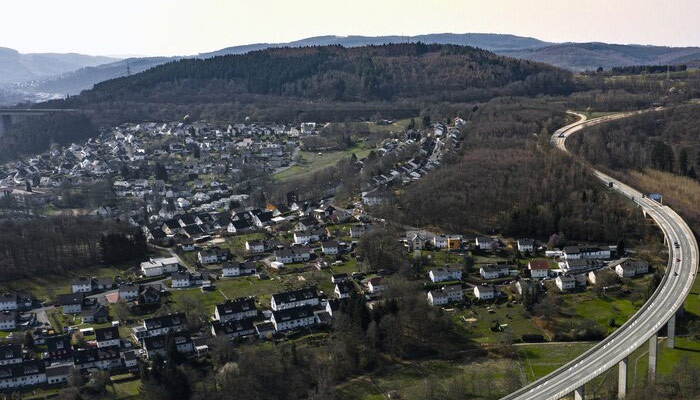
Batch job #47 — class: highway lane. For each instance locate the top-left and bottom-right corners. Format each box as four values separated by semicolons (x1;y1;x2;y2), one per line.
502;111;698;400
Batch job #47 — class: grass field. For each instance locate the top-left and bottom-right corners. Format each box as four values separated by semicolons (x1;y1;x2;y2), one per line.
517;342;595;382
0;264;136;302
454;302;545;345
273;142;373;181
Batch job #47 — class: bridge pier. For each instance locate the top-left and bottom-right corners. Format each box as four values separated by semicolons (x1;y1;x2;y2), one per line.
574;386;585;400
648;333;658;383
618;357;628;399
667;313;676;348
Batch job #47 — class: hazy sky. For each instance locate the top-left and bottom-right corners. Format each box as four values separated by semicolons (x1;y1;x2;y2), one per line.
3;0;700;56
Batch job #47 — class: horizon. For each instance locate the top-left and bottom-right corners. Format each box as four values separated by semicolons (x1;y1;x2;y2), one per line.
2;0;700;57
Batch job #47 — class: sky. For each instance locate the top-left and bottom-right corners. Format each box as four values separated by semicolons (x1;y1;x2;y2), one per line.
2;0;700;57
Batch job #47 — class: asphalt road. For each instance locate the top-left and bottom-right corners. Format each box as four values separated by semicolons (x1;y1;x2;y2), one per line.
502;111;699;400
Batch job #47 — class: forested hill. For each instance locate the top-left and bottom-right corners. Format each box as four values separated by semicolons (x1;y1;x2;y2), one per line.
42;43;574;124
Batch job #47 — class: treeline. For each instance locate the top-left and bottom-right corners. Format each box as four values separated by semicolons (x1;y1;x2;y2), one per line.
0;112;96;162
0;216;138;280
567;106;700;177
33;43;574;128
610;64;687;75
126;284;472;400
373;98;652;243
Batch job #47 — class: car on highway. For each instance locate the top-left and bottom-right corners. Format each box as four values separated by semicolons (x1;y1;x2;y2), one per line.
676;258;681;262
674;242;680;248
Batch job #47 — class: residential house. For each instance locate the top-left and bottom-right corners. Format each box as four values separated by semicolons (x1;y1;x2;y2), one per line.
0;312;16;331
143;332;193;359
141;313;187;338
274;247;311;264
428;267;463;283
0;344;22;365
428;284;463;306
171;272;191;288
528;260;550;279
331;273;349;283
407;233;425;250
46;364;72;385
271;287;319;311
71;277;93;293
211;318;256;340
0;293;18;311
321;240;339;255
198;250;219;265
118;284;140;301
479;265;510;280
350;225;372;238
95;326;121;348
334;281;355;299
81;306;109;324
94;277;114;291
475;236;498;250
140;257;180;277
563;246;611;260
270;306;317;332
367;277;387;294
58;293;85;314
214;298;258;323
615;260;649;278
245;241;265;254
46;335;72;361
73;346;122;372
254;321;276;339
0;360;46;390
565;259;604;273
473;285;495;300
517;239;535;253
556;275;576;291
121;350;138;370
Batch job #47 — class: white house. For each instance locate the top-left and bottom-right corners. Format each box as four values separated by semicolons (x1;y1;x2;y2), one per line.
214;298;258;323
0;294;18;311
0;312;16;331
517;239;535;253
428;267;462;283
171;272;191;288
334;281;354;299
479;265;509;280
245;241;265;254
270;306;317;332
528;260;550;279
46;364;72;385
142;313;187;337
211;319;256;340
271;287;319;311
140;257;180;277
274;248;311;264
322;240;339;255
473;285;495;300
563;246;611;260
367;277;387;294
221;262;240;277
407;233;425;250
71;277;93;293
0;361;47;390
0;344;22;365
475;236;498;250
428;284;463;306
555;275;576;291
95;326;121;348
118;284;140;301
427;290;449;306
198;250;219;265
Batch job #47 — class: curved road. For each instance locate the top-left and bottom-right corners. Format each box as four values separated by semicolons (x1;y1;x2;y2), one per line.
502;111;699;400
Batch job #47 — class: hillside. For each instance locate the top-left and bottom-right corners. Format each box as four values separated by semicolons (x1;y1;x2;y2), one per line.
501;42;700;71
0;46;117;84
40;43;572;125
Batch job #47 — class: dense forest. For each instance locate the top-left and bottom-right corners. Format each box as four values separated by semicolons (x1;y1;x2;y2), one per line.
373;98;654;244
567;104;700;234
33;43;574;126
0;216;142;280
0;112;96;162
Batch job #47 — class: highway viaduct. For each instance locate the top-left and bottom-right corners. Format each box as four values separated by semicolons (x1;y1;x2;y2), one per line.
501;110;699;400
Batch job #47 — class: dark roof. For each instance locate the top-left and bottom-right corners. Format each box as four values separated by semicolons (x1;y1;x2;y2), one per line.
271;287;318;305
46;364;72;378
144;313;186;330
143;331;192;351
46;335;71;352
0;360;45;380
229;219;252;229
0;344;21;362
58;293;84;306
95;326;120;342
73;345;120;364
212;318;255;336
335;281;355;295
272;306;315;322
215;298;257;317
